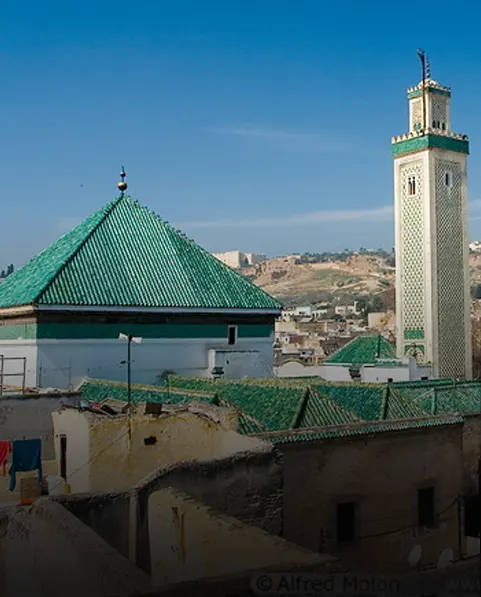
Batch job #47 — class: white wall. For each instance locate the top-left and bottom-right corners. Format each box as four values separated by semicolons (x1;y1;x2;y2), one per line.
361;366;410;383
0;342;37;388
274;362;352;381
37;336;274;389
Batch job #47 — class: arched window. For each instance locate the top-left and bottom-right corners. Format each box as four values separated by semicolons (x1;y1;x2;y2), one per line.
408;176;416;196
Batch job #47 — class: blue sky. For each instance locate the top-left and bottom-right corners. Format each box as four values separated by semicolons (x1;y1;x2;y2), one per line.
2;0;481;266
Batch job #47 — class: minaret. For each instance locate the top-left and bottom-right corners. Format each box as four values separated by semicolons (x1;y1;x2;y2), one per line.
392;52;472;380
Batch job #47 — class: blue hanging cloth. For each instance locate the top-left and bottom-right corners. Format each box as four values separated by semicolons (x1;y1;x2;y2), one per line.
9;439;42;491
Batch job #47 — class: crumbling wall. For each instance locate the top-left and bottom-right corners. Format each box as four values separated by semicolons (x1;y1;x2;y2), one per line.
52;491;131;559
133;445;283;574
148;487;326;586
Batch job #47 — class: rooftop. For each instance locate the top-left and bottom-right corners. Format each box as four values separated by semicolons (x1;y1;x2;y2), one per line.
77;374;481;443
323;335;397;366
0;195;281;312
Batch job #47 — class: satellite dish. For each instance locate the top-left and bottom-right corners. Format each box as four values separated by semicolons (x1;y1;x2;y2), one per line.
437;548;454;569
408;545;422;567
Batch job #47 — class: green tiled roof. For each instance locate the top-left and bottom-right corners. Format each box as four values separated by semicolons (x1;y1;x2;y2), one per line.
309;382;387;421
0;196;282;311
165;376;307;431
296;389;361;428
394;381;481;415
79;379;218;406
81;375;476;444
260;415;465;444
324;335;396;366
165;375;426;429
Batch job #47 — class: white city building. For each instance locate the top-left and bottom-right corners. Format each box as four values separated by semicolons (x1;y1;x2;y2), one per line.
392;59;472;379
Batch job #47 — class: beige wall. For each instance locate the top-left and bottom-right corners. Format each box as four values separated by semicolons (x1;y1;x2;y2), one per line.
52;403;266;493
281;423;465;573
148;487;332;586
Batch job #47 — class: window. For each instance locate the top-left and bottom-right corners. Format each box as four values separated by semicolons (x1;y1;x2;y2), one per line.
418;487;435;527
408;176;416;196
228;325;237;345
144;436;157;446
60;435;67;480
445;172;452;187
337;501;355;542
432;120;436;128
442;122;446;130
387;377;393;383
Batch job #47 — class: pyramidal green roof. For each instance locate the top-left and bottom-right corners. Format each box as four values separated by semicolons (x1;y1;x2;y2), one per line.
324;335;396;365
0;196;282;311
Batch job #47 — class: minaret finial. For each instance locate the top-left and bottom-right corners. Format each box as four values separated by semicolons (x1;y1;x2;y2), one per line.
417;49;426;82
117;165;127;196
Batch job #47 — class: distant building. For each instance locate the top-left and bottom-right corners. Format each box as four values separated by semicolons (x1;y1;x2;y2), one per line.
213;251;267;269
469;241;481;253
0;193;281;389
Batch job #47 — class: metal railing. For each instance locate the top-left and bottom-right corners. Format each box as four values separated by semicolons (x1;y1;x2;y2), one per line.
0;355;27;396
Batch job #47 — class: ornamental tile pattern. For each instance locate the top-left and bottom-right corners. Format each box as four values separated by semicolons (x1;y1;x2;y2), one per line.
399;161;425;344
434;159;467;378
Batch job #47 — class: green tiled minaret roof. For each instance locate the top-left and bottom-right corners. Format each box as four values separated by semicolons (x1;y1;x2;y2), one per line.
0;196;282;311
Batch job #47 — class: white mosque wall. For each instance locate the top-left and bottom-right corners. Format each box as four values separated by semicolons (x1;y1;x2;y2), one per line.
35;336;275;389
0;341;38;389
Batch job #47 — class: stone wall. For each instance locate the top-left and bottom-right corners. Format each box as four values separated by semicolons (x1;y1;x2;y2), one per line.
280;422;465;573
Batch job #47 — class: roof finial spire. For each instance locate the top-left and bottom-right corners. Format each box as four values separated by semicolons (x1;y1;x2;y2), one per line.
117;166;127;196
417;49;426;82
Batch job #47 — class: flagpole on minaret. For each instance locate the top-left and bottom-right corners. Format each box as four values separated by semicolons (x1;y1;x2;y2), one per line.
417;49;428;131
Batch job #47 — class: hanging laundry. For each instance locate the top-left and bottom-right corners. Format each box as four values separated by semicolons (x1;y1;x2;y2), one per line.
9;439;42;491
0;441;11;476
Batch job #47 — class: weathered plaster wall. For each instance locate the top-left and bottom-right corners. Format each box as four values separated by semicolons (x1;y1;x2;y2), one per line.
53;491;131;559
0;499;151;597
281;423;465;572
134;447;283;574
52;403;266;494
148;487;330;586
462;414;481;493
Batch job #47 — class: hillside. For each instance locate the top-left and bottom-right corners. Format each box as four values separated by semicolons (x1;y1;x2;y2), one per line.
243;253;480;307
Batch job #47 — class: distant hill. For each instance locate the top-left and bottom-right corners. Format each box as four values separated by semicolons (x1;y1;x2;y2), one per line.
243;251;480;308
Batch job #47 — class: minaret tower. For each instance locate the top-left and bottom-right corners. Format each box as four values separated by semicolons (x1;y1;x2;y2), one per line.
392;51;472;380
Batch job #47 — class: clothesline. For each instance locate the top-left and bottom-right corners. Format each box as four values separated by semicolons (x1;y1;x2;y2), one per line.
0;439;43;490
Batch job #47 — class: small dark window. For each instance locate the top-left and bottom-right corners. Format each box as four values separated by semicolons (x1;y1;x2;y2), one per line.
421;376;428;380
144;436;157;446
432;120;436;128
445;172;452;187
387;377;393;383
418;487;435;527
408;176;416;196
442;122;446;130
60;435;67;480
228;325;237;345
337;502;355;542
